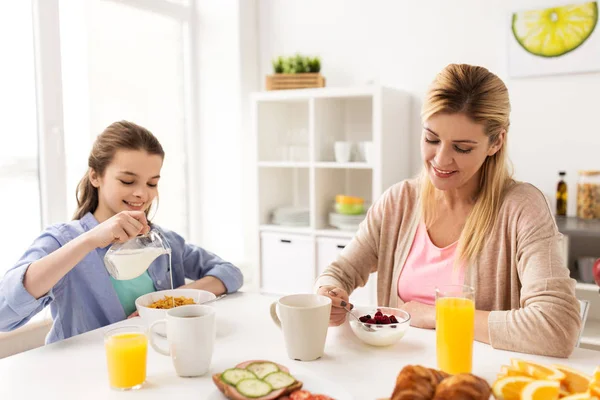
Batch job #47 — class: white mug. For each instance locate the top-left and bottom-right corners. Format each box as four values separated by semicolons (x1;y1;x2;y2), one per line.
334;141;353;163
359;141;373;164
149;305;216;377
270;294;331;361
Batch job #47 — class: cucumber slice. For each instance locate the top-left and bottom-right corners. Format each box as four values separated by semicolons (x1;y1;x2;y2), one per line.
245;362;280;379
221;368;257;386
263;371;296;389
236;378;272;398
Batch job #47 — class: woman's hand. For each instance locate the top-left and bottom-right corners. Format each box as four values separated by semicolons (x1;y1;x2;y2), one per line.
317;285;352;326
400;301;436;329
85;211;150;249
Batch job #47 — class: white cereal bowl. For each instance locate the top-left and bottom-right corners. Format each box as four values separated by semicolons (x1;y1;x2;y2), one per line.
135;289;216;336
349;306;411;347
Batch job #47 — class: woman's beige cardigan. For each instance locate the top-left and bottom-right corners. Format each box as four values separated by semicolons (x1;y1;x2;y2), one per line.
316;179;581;357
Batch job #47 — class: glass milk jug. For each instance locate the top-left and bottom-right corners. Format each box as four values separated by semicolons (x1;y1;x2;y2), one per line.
104;229;171;280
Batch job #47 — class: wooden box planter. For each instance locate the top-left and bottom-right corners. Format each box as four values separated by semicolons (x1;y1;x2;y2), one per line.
265;73;326;91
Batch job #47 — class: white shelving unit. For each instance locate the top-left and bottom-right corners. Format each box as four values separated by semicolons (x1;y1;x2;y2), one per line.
252;86;411;305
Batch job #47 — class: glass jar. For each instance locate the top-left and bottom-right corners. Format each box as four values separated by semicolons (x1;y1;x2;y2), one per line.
104;229;171;280
577;170;600;219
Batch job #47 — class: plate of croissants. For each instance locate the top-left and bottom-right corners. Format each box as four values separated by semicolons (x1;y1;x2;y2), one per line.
380;365;492;400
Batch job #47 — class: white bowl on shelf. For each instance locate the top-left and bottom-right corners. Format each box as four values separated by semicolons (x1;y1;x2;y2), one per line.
329;212;365;231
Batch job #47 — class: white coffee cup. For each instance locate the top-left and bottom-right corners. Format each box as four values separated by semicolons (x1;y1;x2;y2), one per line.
334;141;353;163
149;305;215;377
270;294;331;361
359;141;373;164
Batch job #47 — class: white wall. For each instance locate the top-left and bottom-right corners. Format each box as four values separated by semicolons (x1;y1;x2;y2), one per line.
257;0;600;216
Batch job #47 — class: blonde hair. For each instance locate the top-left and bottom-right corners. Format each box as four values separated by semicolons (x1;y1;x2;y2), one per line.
73;121;165;220
420;64;513;264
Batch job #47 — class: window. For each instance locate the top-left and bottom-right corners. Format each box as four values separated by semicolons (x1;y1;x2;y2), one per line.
0;2;42;273
61;0;193;237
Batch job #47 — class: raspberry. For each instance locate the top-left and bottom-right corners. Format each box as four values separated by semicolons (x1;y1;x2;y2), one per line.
367;318;376;324
382;315;391;324
359;316;368;323
374;310;383;317
390;315;399;324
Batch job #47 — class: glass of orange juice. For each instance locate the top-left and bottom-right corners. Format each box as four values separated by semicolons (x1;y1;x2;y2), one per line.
104;326;148;390
435;285;475;375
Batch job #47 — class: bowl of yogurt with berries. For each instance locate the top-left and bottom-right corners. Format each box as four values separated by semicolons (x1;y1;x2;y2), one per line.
348;306;411;346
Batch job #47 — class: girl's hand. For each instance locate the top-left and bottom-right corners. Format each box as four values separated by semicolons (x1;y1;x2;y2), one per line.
400;301;436;329
317;285;353;326
86;211;150;249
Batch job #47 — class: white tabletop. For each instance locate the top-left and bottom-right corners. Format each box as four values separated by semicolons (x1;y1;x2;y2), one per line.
0;292;598;399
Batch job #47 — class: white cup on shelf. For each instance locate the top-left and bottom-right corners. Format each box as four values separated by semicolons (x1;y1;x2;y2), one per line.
334;141;353;163
359;141;373;164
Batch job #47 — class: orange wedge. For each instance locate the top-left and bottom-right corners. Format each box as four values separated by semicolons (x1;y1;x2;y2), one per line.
594;367;600;383
511;359;566;381
520;380;560;400
553;364;592;394
590;382;600;397
561;393;600;399
499;365;531;378
492;376;535;400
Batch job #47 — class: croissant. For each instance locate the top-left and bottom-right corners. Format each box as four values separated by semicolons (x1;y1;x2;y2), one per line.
433;373;491;400
390;365;449;400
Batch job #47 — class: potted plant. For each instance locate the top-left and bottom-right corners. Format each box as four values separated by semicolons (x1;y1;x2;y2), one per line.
266;54;325;91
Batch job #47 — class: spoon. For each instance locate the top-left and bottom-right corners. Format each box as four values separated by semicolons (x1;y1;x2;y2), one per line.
342;307;376;332
200;293;227;305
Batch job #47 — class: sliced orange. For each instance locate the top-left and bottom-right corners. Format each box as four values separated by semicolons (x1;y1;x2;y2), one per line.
492;376;534;400
520;380;560;400
511;358;566;381
590;382;600;397
561;393;600;399
594;366;600;383
499;364;531;378
553;364;592;394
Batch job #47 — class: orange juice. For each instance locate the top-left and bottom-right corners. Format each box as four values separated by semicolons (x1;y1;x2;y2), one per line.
436;296;475;374
105;331;147;390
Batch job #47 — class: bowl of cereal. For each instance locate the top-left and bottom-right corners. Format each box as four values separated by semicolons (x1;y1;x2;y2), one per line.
135;289;216;336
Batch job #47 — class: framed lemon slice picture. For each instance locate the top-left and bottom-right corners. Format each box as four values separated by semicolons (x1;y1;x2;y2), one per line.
509;1;600;77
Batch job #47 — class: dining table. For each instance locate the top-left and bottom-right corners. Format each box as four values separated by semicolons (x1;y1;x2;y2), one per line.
0;291;598;399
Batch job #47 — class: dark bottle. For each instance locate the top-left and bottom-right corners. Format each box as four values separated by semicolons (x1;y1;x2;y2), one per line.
556;171;567;216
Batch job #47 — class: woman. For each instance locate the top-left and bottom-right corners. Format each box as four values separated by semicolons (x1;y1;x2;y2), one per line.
316;64;581;357
0;121;243;343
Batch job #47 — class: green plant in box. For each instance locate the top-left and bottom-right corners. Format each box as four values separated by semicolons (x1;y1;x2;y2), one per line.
308;57;321;73
271;57;284;74
271;54;321;74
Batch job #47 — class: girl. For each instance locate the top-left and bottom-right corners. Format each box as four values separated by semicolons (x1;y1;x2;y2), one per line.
316;64;581;358
0;121;243;343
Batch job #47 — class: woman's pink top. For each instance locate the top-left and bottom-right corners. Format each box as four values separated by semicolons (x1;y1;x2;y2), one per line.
397;222;464;305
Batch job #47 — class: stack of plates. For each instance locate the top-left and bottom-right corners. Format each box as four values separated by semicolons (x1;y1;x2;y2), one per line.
272;206;310;227
329;212;365;231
